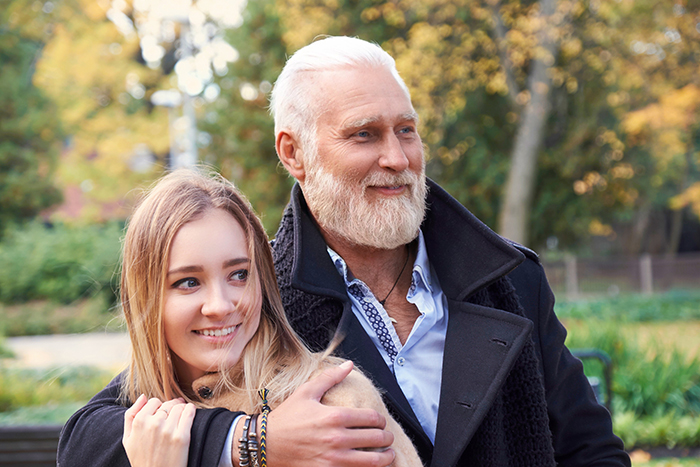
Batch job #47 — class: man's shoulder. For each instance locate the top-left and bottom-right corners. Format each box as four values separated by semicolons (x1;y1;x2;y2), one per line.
499;237;540;264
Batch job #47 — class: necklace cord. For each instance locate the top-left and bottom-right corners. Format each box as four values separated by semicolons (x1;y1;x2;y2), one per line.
379;246;410;306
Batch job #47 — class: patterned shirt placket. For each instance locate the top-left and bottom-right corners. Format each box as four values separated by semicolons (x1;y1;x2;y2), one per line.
347;283;398;363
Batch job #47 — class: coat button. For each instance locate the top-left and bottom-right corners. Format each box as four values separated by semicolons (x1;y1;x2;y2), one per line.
198;386;213;399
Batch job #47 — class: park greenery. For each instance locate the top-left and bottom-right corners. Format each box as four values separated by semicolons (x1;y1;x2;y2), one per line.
1;0;699;250
1;0;699;459
1;291;699;455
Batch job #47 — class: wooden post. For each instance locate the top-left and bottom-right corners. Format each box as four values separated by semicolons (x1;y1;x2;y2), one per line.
565;254;579;300
640;254;653;295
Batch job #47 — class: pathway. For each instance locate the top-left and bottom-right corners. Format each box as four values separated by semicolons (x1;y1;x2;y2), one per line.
4;332;130;371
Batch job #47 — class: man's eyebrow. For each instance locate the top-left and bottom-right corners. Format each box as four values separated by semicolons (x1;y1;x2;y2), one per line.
341;112;419;132
402;111;420;124
341;116;380;132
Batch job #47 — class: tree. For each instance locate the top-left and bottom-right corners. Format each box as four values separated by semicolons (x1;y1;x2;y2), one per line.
201;0;294;234
270;0;700;253
32;0;171;222
0;4;63;233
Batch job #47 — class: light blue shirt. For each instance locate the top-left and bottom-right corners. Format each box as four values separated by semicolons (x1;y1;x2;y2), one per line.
328;230;448;443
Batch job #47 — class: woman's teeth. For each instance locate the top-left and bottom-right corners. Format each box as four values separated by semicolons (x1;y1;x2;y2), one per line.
196;325;237;337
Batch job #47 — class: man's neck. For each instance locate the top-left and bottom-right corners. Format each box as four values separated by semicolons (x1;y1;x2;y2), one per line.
321;228;408;290
321;228;420;344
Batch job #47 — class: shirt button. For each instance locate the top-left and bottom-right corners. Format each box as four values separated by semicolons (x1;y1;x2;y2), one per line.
396;357;406;366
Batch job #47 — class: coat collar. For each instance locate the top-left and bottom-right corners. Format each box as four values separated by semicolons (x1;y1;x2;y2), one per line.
286;179;525;301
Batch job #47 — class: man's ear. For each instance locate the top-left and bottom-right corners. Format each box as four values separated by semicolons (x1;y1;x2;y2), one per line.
276;130;306;182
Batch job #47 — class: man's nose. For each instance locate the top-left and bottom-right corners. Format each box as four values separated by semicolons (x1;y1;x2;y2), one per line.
378;133;410;172
201;283;236;318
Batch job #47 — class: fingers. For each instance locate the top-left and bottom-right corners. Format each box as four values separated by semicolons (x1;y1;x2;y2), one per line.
123;394;148;439
330;447;396;467
336;407;388;430
298;360;354;401
155;398;186;418
178;403;196;431
122;398;195;467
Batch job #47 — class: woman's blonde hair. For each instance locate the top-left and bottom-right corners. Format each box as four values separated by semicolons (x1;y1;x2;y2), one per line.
120;168;323;409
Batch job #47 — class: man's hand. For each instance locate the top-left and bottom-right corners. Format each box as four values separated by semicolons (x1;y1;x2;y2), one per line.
123;395;196;467
263;360;396;467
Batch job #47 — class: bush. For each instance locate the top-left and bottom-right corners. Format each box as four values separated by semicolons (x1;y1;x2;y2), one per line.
0;366;113;413
0;297;123;336
556;291;700;322
0;221;122;304
566;319;700;418
0;402;87;425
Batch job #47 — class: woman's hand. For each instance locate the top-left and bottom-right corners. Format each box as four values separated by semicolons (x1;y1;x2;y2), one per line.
261;361;396;467
123;394;197;467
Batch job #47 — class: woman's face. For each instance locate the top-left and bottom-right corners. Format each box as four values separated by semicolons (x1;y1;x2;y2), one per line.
163;208;262;388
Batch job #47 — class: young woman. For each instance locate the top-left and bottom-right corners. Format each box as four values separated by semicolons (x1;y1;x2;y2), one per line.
117;169;420;467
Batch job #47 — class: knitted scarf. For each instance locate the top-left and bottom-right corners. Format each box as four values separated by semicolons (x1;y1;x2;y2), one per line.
272;202;556;466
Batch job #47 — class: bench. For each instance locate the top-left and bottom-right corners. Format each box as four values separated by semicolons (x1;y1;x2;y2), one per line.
0;425;62;467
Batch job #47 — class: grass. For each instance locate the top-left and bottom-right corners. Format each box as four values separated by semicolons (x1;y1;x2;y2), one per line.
635;460;700;466
626;321;700;361
563;319;700;362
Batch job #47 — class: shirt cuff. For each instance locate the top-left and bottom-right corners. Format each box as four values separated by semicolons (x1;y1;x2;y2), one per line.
218;414;244;467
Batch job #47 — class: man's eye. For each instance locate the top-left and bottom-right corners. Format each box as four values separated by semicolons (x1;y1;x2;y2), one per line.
231;269;249;282
356;130;371;138
173;278;199;289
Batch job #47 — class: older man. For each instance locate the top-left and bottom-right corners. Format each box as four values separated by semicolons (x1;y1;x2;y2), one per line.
267;36;629;466
58;37;630;467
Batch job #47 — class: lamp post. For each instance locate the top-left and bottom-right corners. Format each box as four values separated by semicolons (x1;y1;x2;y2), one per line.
112;0;243;169
150;89;185;170
149;2;198;170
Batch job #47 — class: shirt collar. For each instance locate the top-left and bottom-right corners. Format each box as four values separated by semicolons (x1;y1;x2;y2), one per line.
327;230;434;295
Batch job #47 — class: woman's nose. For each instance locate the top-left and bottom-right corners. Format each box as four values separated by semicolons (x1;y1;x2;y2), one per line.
201;283;236;318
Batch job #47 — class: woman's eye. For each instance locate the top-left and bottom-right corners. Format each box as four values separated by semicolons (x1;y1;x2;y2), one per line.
230;269;249;282
173;278;199;289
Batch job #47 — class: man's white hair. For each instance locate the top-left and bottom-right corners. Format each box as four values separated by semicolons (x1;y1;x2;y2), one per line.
270;36;411;164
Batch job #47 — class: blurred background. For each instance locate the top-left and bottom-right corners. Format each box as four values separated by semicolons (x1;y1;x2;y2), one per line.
0;0;699;465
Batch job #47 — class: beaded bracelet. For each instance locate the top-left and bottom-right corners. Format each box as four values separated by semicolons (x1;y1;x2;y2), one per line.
258;389;271;467
238;414;252;467
248;413;260;467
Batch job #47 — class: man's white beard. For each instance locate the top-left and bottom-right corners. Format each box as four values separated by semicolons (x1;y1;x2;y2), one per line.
302;162;428;250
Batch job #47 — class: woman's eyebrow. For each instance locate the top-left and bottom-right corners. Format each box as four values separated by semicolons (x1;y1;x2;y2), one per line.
223;257;250;268
167;265;203;277
167;258;250;277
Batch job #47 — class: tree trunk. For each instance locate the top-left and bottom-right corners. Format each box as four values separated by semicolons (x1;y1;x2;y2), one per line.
497;0;559;246
667;140;693;256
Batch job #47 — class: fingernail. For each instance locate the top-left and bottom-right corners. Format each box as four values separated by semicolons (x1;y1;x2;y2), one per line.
340;360;353;369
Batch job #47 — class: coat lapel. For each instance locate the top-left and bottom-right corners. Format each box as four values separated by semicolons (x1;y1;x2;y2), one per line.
336;306;434;463
430;300;534;467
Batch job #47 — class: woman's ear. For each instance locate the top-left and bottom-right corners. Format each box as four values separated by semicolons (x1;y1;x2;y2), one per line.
275;130;307;182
